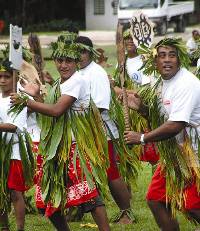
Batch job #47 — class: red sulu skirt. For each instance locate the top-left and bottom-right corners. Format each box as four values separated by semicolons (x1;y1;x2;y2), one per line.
35;142;99;217
146;164;200;210
7;160;29;192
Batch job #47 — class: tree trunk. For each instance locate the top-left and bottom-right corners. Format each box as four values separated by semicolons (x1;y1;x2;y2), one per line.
22;0;26;27
194;0;200;22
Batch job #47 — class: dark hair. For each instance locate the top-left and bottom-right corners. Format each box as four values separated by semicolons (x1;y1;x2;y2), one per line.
66;26;79;35
192;30;199;36
75;36;93;48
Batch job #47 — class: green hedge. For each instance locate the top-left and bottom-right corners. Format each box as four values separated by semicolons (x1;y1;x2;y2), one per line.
1;18;84;34
24;18;83;33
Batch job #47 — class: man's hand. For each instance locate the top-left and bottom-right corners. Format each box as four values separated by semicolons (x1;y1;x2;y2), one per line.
124;130;142;145
19;78;40;97
43;71;54;85
10;93;22;105
126;92;142;111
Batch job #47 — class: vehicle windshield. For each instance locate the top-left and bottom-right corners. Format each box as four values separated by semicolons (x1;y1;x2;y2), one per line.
119;0;158;9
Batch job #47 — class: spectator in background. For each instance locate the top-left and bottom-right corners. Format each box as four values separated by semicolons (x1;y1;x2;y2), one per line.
186;29;200;66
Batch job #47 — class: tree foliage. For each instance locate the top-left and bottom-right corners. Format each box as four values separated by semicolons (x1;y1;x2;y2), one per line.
0;0;85;28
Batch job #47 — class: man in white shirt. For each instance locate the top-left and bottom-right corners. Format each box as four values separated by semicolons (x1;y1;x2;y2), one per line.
75;36;134;224
124;38;200;230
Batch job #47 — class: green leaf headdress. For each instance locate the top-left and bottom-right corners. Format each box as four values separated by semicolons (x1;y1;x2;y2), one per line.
75;36;100;60
137;37;191;76
123;29;131;39
50;32;81;60
0;46;12;72
0;59;12;72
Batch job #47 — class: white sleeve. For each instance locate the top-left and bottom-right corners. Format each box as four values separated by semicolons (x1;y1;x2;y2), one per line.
90;70;111;109
6;107;27;132
197;58;200;68
61;78;82;100
168;85;195;123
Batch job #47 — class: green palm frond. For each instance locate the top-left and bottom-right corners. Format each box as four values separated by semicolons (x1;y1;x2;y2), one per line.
0;133;13;213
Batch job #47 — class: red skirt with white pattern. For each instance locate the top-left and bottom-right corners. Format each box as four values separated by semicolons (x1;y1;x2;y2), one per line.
34;142;99;217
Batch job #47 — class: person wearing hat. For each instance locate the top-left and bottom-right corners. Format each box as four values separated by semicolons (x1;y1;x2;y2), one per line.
124;37;200;230
11;33;111;231
0;58;32;231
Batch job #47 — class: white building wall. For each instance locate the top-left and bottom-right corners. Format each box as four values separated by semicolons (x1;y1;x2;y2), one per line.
85;0;118;30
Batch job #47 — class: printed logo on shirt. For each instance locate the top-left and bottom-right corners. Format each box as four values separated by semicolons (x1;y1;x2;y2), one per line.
163;100;171;105
132;73;139;81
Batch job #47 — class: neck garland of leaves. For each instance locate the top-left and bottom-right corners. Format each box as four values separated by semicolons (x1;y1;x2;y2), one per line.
138;80;200;218
36;79;110;209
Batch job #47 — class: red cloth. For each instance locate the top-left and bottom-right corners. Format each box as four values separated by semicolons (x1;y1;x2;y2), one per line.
146;164;200;210
184;180;200;210
32;142;42;184
146;164;166;202
7;160;29;192
140;142;160;164
35;143;99;217
106;140;120;181
139;130;159;164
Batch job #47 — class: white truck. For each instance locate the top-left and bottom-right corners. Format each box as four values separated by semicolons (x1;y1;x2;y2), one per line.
116;0;194;35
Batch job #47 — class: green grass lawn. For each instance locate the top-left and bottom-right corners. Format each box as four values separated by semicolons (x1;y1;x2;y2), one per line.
8;163;200;231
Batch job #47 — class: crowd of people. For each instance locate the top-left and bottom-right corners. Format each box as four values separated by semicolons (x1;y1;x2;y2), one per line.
0;25;200;231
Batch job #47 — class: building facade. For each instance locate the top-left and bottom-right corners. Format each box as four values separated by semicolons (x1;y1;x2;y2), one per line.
85;0;118;30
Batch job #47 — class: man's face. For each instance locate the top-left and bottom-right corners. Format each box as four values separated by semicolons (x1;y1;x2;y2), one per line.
193;31;200;41
155;46;180;80
0;71;13;93
79;50;91;69
54;57;76;81
124;37;137;54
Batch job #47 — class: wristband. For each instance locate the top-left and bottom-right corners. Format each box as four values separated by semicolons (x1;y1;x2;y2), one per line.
140;133;146;145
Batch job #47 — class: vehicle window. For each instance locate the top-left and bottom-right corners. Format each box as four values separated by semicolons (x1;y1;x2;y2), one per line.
160;0;165;6
119;0;158;9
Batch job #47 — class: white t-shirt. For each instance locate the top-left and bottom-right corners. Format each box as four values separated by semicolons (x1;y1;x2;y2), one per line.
160;68;200;153
0;95;27;160
60;71;90;142
79;61;119;139
60;71;90;110
197;58;200;68
27;113;41;142
79;61;111;110
126;56;150;85
186;38;198;54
